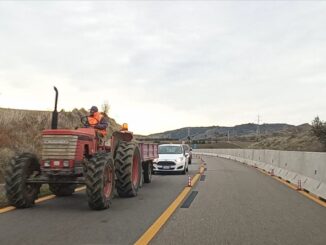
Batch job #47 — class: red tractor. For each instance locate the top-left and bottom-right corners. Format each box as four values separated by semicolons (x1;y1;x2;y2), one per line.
5;87;158;210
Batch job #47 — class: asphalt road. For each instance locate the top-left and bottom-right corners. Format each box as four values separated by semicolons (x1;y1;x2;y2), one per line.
2;156;326;245
0;163;199;245
151;156;326;245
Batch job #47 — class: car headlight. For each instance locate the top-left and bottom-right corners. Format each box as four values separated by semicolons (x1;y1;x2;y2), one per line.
153;158;159;163
176;157;184;162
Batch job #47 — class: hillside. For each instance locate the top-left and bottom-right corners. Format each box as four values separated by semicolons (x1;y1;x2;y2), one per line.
249;124;324;152
143;123;324;152
0;107;121;182
147;123;294;140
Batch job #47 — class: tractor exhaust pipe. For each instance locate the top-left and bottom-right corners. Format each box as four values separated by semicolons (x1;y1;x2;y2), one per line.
51;86;59;129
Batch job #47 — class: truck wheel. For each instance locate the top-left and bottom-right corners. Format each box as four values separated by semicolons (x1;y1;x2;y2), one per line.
49;184;76;196
86;153;115;210
5;153;41;208
139;167;144;189
115;142;141;197
143;161;152;183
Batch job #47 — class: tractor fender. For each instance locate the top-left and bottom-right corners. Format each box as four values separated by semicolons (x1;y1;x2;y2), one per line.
111;131;134;158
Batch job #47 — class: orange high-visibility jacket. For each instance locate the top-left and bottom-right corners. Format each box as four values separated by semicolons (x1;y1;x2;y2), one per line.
87;112;107;136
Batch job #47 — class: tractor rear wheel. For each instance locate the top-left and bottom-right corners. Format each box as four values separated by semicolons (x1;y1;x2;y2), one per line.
49;184;76;196
5;153;41;208
143;161;152;183
86;153;115;210
115;142;141;197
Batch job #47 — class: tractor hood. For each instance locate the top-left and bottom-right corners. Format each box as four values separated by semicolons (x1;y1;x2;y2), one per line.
42;128;96;140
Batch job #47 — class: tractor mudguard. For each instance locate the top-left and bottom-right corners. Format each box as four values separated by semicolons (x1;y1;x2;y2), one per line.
111;131;134;158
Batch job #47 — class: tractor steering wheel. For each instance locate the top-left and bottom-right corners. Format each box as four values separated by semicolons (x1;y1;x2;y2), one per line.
81;116;99;128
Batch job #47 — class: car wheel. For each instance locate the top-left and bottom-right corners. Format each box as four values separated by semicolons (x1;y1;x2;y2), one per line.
181;167;186;175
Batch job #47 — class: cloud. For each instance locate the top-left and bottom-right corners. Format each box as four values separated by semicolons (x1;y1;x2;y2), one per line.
0;1;326;134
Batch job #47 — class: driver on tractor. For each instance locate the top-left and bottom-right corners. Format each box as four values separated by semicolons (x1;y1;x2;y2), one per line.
87;106;108;142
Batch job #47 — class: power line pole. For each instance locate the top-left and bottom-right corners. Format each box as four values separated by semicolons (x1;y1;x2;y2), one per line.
256;114;261;136
187;127;191;144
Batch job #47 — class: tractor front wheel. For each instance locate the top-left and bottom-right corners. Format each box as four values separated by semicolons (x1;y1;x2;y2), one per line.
86;153;115;210
5;153;41;208
49;184;76;196
115;142;141;197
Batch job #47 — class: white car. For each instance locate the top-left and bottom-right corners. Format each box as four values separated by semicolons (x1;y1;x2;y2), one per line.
153;144;189;174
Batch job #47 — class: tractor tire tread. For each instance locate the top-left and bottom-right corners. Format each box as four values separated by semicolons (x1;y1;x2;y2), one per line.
85;152;114;210
5;153;41;208
115;142;140;197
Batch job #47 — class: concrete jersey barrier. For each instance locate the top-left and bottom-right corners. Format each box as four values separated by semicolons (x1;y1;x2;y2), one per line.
194;149;326;200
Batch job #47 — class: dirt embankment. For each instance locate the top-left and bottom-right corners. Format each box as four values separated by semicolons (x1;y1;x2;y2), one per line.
0;108;121;183
248;124;324;152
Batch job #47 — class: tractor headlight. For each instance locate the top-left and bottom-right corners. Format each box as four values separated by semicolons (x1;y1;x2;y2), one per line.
63;160;70;167
44;160;50;167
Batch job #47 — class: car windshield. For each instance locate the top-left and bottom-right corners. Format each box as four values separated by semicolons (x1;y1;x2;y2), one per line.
159;146;183;154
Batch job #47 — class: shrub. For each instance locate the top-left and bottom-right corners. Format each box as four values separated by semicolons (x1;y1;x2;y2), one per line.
311;117;326;149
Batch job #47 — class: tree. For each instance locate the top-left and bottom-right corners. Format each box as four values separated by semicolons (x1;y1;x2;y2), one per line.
101;101;110;116
311;116;326;149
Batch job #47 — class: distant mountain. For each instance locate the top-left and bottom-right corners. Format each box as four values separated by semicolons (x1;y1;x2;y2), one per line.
146;123;295;140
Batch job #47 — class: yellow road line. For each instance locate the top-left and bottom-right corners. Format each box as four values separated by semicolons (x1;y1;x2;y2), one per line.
256;168;326;208
271;176;299;191
134;186;194;245
0;206;16;214
134;166;204;245
35;194;56;203
75;186;86;192
298;190;326;207
199;165;205;175
0;186;86;214
271;176;326;207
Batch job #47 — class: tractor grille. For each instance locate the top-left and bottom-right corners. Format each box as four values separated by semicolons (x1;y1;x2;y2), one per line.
157;161;175;166
42;135;78;160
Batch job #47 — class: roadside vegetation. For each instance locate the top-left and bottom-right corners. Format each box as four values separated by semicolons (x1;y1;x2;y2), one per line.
311;117;326;150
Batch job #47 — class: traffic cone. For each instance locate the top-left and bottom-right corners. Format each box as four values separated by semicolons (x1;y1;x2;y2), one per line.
297;179;302;190
188;176;192;187
271;169;275;176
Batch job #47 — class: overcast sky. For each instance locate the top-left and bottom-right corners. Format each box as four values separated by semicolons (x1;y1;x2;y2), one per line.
0;1;326;135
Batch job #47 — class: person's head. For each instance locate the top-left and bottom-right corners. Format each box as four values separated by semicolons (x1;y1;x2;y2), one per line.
89;106;98;116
